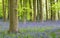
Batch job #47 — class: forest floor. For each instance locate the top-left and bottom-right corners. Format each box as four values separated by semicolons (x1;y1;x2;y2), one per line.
0;19;60;38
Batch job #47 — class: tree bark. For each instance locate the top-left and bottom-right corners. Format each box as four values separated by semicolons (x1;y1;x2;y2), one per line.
2;0;7;22
37;0;40;21
8;0;18;33
50;0;55;21
33;0;37;22
46;0;48;20
29;0;32;21
39;0;43;21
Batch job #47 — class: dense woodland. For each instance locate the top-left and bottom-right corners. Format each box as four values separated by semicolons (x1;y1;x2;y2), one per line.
0;0;60;38
1;0;60;22
0;0;60;34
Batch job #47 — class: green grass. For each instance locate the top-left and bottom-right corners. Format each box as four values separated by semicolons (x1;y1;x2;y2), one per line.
0;26;60;38
19;26;53;32
49;29;60;38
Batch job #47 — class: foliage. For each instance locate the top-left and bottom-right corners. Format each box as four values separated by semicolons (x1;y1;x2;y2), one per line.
17;0;32;21
52;2;60;10
0;2;3;18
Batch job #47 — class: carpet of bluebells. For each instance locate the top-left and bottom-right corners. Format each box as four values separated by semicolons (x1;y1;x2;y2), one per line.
0;20;60;38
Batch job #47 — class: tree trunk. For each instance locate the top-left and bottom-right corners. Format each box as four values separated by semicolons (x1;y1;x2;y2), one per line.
46;0;49;20
33;0;37;22
39;0;43;21
30;0;34;21
55;0;58;21
37;0;40;21
2;0;7;22
29;0;32;21
50;0;55;21
8;0;18;33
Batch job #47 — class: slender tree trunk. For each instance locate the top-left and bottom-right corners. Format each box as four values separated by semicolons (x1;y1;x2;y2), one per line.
37;0;40;21
58;10;60;20
8;0;10;20
46;0;51;20
8;0;18;33
55;0;58;21
19;0;23;21
2;0;7;22
39;0;43;21
46;0;49;20
23;0;27;23
58;0;59;20
50;0;55;21
30;0;34;21
33;0;37;22
29;0;32;21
